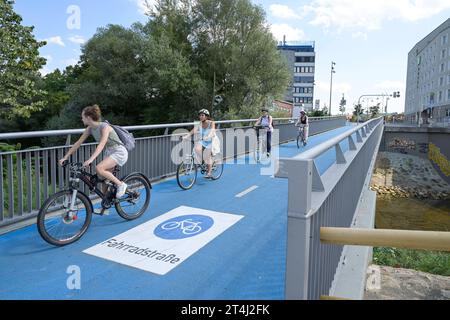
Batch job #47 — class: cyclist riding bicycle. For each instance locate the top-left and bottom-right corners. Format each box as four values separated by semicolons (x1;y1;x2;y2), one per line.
295;108;309;145
58;104;128;199
183;109;216;179
254;108;273;157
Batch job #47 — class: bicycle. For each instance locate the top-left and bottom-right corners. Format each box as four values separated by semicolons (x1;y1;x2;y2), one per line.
296;125;307;148
253;125;271;164
161;218;202;235
176;138;224;190
37;161;152;246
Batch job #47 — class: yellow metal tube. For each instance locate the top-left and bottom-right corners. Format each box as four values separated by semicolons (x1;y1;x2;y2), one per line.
320;227;450;252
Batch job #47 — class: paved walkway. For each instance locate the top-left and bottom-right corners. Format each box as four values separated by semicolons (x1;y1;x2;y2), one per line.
0;125;356;299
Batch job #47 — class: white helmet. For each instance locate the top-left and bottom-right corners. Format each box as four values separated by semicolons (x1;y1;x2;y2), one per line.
198;109;210;116
300;107;305;113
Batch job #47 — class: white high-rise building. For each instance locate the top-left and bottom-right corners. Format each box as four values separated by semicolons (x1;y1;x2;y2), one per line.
405;18;450;125
277;40;316;114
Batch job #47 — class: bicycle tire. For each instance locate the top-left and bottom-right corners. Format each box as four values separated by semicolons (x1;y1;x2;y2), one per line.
37;190;92;246
176;157;198;190
115;173;151;220
210;157;224;180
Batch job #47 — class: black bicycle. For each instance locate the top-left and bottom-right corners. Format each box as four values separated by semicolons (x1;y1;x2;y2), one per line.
296;125;307;148
37;161;152;246
253;125;271;164
176;139;223;190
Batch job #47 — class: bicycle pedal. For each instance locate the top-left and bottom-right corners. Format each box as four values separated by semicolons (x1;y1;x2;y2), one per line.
94;209;110;216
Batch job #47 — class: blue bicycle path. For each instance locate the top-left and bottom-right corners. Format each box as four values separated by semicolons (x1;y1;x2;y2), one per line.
0;124;357;300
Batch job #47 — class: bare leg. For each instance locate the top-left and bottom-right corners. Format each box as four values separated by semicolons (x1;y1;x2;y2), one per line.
203;148;212;176
194;144;203;165
96;157;122;187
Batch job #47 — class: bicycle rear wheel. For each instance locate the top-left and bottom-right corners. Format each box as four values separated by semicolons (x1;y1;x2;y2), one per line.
115;173;151;220
37;190;92;246
176;156;197;190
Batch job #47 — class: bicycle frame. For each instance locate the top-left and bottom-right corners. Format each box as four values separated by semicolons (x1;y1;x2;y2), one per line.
65;163;118;211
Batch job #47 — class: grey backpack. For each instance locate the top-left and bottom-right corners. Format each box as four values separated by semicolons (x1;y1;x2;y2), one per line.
105;120;135;152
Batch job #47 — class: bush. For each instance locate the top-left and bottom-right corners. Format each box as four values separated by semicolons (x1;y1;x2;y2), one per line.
373;247;450;276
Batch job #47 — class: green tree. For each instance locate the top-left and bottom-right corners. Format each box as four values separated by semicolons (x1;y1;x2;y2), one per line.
369;103;380;118
353;103;364;121
145;0;290;120
0;0;47;119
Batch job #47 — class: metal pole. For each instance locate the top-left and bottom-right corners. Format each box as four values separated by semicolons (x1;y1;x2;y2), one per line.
320;227;450;252
329;62;335;116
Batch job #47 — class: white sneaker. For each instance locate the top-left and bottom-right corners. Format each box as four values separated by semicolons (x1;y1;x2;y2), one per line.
116;183;127;198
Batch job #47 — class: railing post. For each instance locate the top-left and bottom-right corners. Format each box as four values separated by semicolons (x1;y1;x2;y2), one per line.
284;158;313;300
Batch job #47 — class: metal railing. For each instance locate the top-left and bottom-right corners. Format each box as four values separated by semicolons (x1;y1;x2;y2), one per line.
0;116;346;228
276;117;384;300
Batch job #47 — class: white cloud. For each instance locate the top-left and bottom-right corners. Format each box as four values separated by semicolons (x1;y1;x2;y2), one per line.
301;0;450;32
269;4;302;19
375;80;405;90
43;36;65;47
68;35;86;45
270;23;306;42
315;80;352;94
39;66;52;76
351;32;368;40
132;0;156;14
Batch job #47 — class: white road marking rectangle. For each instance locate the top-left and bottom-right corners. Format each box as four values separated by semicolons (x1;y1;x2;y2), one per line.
83;206;243;275
235;185;258;198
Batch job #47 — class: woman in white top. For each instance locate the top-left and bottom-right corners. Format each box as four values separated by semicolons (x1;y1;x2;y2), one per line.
183;109;216;179
254;108;274;156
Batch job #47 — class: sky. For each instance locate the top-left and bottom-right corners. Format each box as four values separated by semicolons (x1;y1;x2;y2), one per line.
12;0;450;115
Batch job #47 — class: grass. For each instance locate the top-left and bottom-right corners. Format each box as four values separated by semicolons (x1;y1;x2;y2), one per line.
373;247;450;276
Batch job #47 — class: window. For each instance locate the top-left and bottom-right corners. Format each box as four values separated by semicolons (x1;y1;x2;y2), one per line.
448;89;450;101
440;63;445;72
442;34;448;45
294;76;314;83
440;77;444;86
439;91;442;102
446;109;450;117
295;56;315;63
442;49;446;59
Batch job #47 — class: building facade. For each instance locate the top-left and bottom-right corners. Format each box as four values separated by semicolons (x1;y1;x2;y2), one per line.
405;18;450;126
277;41;316;114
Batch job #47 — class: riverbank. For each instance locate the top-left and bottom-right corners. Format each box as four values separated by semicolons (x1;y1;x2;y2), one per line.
364;265;450;300
367;151;450;299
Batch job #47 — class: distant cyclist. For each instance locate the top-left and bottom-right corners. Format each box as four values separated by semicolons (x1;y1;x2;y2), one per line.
183;109;216;179
58;104;128;198
295;108;309;145
254;108;274;157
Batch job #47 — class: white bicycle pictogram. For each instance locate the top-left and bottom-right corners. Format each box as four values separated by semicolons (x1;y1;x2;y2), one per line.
161;219;202;235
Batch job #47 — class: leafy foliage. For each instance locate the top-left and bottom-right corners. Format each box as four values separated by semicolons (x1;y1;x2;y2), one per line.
0;0;47;119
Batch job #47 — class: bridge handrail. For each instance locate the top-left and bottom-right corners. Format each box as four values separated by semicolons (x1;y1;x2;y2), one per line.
276;117;385;300
0;116;345;140
293;117;382;161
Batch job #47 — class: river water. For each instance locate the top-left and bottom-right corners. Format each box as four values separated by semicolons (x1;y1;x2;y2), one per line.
375;198;450;231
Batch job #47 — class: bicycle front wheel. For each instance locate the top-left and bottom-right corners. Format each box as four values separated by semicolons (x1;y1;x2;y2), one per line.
176;157;197;190
115;173;151;220
210;156;224;180
37;190;92;246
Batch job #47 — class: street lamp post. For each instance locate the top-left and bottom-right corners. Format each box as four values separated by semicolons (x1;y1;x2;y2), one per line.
329;61;336;116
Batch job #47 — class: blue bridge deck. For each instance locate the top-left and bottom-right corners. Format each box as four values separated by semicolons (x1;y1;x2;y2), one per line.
0;124;356;300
